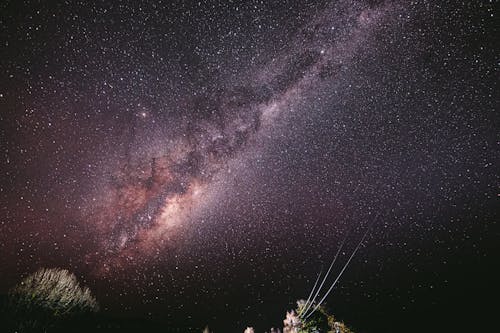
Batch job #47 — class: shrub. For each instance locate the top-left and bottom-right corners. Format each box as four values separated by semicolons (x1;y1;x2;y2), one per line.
4;268;99;331
288;300;355;333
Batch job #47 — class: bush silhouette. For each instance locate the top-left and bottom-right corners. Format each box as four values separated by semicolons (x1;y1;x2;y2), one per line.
4;268;98;331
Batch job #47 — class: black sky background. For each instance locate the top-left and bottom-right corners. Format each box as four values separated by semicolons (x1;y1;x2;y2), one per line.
1;1;498;332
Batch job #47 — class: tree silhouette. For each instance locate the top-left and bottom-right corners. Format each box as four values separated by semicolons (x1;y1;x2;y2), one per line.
4;268;99;331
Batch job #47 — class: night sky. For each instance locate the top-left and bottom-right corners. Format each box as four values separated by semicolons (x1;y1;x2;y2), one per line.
0;1;498;332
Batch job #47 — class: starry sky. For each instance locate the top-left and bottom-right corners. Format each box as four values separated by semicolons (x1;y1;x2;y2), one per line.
0;1;498;332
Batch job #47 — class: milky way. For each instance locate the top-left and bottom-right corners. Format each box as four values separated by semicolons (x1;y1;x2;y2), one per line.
81;1;399;272
1;0;497;332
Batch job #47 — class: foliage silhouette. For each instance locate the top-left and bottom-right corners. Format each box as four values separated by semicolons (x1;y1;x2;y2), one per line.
2;268;98;332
